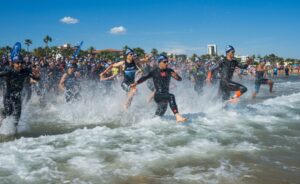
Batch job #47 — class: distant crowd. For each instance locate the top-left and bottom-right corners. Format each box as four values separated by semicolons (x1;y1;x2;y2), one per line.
1;44;300;127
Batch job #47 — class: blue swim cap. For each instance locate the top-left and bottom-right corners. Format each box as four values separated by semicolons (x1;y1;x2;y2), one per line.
225;45;235;54
125;48;135;56
126;50;134;56
157;55;168;63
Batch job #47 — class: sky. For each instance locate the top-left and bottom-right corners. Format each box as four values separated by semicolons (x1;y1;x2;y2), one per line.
1;0;300;58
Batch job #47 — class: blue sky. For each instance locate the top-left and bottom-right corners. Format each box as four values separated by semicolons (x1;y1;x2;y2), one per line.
1;0;300;58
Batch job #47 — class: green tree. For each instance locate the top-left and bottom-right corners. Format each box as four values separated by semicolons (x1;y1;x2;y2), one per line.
88;46;95;55
190;53;198;62
123;45;129;55
133;47;145;57
0;47;5;56
5;46;12;55
214;55;223;61
200;54;211;60
151;48;158;56
176;54;187;63
280;60;285;66
43;35;52;56
60;47;73;58
49;46;59;58
159;52;168;56
33;47;46;57
50;46;59;54
24;39;32;53
20;48;27;56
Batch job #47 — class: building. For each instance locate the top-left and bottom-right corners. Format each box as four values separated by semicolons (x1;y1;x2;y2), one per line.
207;44;217;56
57;43;71;49
235;55;249;63
93;49;122;54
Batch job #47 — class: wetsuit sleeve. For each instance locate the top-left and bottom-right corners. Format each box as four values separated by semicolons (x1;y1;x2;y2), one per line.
236;61;248;69
27;68;40;80
0;68;11;77
170;69;182;81
136;71;153;84
209;62;220;72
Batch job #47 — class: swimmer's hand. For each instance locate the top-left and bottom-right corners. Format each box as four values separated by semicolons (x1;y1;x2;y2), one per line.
130;82;138;89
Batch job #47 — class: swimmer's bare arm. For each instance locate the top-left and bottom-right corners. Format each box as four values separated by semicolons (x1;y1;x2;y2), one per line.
59;73;68;92
100;73;118;81
100;61;124;79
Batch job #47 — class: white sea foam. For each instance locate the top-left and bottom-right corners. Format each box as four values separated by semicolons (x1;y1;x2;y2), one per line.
0;78;299;183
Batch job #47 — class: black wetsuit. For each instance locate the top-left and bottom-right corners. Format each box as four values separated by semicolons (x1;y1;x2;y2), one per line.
122;61;137;92
22;75;32;103
285;67;289;77
210;58;248;100
207;61;221;84
47;66;60;94
143;63;155;92
136;68;182;116
191;64;207;94
22;63;33;103
0;61;9;93
0;67;39;124
254;70;269;93
64;73;81;103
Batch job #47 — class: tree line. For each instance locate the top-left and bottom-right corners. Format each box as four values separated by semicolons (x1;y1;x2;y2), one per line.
1;36;300;65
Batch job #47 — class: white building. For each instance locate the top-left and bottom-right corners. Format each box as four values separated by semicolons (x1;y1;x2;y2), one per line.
57;43;71;49
207;44;217;56
235;55;249;63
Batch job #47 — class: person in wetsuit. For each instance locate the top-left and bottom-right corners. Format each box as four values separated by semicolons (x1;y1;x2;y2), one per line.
0;56;39;126
285;65;290;77
131;55;187;122
207;45;251;102
46;60;60;95
252;59;274;99
21;57;34;104
59;63;81;103
100;49;142;110
190;58;207;94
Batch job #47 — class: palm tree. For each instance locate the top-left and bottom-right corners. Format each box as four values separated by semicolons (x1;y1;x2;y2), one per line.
43;35;52;56
43;35;52;47
5;46;12;55
24;39;32;52
151;48;158;56
88;46;95;55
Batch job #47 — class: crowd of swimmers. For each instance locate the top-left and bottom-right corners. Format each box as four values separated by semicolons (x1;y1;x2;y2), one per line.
0;44;299;128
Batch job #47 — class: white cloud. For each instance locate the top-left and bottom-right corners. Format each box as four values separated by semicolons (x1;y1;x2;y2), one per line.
60;16;79;24
109;26;127;35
